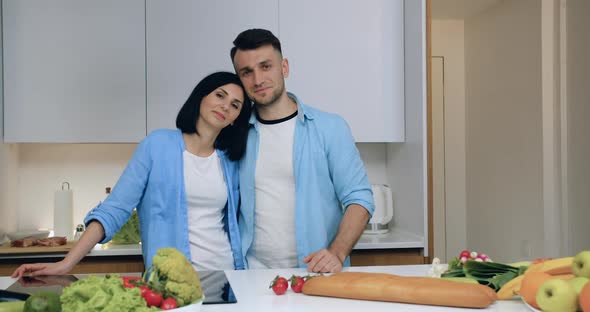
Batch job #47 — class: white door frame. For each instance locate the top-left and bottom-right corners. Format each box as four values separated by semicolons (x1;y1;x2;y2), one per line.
541;0;570;257
431;56;447;261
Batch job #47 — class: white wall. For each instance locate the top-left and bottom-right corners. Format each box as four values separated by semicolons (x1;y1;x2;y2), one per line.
465;0;544;262
15;144;135;231
357;144;389;186
0;146;19;237
566;0;590;254
431;20;467;260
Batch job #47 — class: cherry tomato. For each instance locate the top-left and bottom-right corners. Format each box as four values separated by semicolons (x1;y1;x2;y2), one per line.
269;275;288;295
121;276;142;288
139;285;149;296
160;297;178;310
289;275;305;293
140;286;163;307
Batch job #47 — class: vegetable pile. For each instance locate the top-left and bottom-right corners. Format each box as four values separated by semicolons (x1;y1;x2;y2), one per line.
0;247;203;311
442;250;528;291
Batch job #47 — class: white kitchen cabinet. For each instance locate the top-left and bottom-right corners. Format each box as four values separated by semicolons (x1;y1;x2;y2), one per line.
146;0;278;132
2;1;146;143
279;0;405;142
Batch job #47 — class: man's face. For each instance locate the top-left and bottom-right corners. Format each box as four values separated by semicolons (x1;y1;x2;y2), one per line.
232;45;289;106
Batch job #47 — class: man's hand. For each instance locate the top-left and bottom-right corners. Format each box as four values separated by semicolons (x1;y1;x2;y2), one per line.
302;205;370;273
302;249;344;273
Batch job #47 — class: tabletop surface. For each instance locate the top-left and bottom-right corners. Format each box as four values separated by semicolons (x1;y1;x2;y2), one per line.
1;265;532;312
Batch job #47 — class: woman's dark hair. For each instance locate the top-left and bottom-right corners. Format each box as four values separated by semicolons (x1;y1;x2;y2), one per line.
176;71;251;161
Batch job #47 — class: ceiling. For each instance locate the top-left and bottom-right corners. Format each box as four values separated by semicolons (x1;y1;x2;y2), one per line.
431;0;502;20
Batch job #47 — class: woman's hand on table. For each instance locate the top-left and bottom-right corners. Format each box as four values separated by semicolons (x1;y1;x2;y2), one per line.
16;274;77;287
10;260;73;279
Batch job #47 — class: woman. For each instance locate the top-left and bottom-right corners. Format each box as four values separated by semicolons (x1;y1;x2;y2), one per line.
12;71;251;277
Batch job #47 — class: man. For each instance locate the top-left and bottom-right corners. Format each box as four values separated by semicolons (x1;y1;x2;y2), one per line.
231;29;374;273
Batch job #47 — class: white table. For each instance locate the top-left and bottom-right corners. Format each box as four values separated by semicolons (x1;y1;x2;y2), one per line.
1;265;532;311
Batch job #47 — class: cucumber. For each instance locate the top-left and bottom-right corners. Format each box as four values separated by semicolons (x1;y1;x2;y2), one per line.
0;301;25;312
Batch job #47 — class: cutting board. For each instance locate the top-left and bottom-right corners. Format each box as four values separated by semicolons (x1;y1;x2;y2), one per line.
0;241;76;255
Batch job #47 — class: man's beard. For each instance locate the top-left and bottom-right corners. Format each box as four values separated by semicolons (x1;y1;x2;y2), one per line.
251;82;285;106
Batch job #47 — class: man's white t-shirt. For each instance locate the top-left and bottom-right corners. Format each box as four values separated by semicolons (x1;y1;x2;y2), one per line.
184;150;234;271
246;111;299;269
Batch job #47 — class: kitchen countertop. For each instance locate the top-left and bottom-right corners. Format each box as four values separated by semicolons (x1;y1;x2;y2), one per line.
355;228;424;249
0;228;423;260
0;265;530;311
0;243;142;260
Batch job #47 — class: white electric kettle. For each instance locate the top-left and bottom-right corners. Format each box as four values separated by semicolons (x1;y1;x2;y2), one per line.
364;184;394;235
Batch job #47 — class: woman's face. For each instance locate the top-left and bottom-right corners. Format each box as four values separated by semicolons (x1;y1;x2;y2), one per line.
198;83;244;130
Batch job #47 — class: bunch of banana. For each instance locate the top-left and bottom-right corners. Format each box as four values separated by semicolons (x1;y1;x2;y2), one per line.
497;257;574;300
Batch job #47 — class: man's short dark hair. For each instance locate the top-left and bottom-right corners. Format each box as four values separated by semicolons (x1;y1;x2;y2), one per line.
230;28;282;61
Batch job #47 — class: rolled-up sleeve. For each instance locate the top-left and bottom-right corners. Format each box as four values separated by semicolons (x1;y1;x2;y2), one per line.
324;116;375;216
84;136;152;243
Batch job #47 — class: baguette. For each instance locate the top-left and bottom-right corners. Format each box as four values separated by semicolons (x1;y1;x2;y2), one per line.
302;272;497;309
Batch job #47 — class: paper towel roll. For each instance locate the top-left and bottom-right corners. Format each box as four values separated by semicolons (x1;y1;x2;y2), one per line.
54;187;74;240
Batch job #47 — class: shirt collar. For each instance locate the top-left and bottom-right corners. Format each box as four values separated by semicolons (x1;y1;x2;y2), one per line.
248;92;314;126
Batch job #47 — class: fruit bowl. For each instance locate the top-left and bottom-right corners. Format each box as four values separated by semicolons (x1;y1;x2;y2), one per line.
170;298;203;311
522;297;541;312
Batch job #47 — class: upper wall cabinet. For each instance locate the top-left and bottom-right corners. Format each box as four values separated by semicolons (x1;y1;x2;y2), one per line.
146;0;278;133
279;0;405;142
2;1;146;143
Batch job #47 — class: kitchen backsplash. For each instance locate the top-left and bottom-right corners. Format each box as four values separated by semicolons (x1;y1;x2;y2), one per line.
4;142;390;232
16;143;136;231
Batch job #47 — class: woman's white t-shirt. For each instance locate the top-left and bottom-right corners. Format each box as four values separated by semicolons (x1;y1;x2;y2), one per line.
183;150;234;271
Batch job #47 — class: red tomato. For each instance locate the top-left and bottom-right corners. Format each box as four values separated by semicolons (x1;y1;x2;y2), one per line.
121;276;142;288
269;275;288;295
289;275;305;293
160;297;178;310
140;286;163;307
139;285;149;296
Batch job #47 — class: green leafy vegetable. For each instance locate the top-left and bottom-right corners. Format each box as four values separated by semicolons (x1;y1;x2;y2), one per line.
441;259;528;291
111;210;141;244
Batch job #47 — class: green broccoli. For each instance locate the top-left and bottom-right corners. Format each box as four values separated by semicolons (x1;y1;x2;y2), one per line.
147;248;203;306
